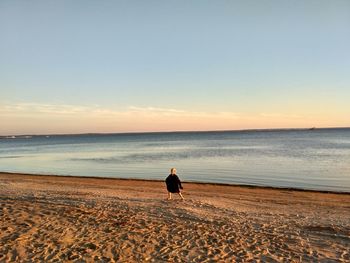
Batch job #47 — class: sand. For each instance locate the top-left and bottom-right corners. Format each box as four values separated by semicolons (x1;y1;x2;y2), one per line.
0;172;349;262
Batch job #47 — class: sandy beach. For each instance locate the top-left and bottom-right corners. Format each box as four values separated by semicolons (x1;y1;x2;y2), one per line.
0;172;349;262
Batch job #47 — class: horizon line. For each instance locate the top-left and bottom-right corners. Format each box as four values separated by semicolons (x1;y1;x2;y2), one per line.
1;126;349;138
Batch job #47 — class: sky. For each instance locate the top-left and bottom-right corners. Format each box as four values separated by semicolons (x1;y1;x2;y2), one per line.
1;0;349;135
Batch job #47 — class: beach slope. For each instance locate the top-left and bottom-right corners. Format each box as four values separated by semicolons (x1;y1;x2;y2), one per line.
0;173;349;262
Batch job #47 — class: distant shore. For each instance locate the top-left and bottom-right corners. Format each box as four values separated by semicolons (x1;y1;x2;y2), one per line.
1;126;349;138
1;172;349;262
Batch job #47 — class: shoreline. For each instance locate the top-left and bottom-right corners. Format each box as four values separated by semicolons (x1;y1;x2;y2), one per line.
1;171;350;195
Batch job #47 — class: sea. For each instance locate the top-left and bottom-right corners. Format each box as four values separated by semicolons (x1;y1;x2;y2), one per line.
0;128;349;192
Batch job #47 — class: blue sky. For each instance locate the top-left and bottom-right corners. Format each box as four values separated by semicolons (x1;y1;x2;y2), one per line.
1;1;349;134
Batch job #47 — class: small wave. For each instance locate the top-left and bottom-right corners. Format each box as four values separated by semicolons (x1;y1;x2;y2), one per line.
0;155;24;159
2;135;33;139
69;148;271;164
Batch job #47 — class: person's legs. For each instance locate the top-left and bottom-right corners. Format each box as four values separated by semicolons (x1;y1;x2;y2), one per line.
178;192;184;200
167;192;172;200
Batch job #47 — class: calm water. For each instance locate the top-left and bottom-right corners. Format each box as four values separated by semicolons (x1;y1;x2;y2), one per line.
1;128;350;192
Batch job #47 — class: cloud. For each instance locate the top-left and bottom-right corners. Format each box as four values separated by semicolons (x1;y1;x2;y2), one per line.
128;106;186;114
0;102;93;115
2;101;339;135
0;102;245;134
0;102;241;119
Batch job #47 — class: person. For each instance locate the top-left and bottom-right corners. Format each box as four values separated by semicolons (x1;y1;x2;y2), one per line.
165;168;184;200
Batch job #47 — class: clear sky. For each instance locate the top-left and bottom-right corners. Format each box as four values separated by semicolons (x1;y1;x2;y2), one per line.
1;0;349;135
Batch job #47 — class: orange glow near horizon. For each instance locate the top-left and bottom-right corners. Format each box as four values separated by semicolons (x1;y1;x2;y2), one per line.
1;103;348;135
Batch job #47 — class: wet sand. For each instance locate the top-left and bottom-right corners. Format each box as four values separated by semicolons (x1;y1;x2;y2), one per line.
0;172;349;262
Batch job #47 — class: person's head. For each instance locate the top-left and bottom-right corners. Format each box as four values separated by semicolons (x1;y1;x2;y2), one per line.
170;168;176;175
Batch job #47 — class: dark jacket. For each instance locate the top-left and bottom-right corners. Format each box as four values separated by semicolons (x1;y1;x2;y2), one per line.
165;174;183;193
